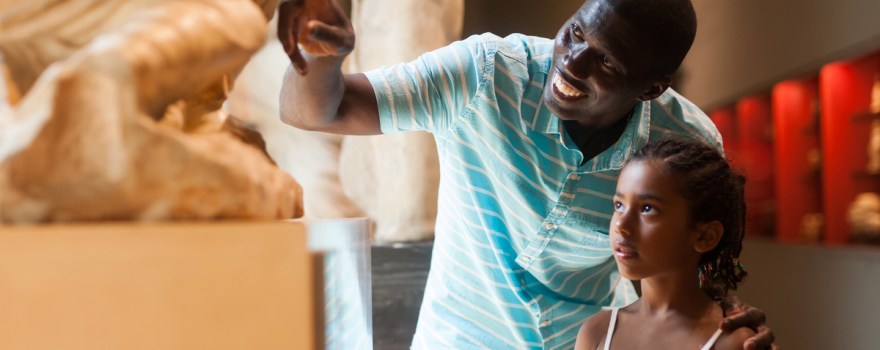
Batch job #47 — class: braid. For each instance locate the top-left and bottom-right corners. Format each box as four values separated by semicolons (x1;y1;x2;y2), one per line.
630;139;748;300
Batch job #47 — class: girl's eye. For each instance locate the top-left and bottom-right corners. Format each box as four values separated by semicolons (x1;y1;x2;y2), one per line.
640;204;654;214
613;201;623;212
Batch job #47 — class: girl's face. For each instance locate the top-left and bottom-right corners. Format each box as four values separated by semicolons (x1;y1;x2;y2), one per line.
610;159;703;281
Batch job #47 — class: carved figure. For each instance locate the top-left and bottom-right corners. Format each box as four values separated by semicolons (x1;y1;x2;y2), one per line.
338;0;463;242
229;0;463;241
227;13;364;220
0;0;303;222
848;192;880;243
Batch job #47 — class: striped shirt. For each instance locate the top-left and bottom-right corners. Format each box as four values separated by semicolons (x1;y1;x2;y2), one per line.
364;33;722;349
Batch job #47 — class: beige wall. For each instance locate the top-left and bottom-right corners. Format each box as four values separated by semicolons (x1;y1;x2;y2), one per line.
463;0;580;39
464;0;880;110
680;0;880;109
737;239;880;349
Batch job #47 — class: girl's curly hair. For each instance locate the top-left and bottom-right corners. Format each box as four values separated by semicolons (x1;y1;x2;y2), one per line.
630;138;748;300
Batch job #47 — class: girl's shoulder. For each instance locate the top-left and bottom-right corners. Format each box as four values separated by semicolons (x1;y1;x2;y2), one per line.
574;309;615;350
712;327;757;350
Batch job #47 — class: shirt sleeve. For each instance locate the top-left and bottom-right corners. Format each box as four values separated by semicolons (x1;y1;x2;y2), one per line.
364;34;492;136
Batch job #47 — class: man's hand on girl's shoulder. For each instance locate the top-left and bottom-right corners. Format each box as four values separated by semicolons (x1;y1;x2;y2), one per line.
719;296;779;350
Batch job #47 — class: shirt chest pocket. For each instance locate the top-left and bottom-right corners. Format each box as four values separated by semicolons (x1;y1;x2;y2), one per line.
516;215;618;301
524;214;612;271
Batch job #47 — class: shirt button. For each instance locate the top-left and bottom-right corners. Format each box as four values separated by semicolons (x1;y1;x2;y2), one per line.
544;222;556;230
540;320;551;327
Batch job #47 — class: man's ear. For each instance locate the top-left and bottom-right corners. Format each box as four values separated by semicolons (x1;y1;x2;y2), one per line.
693;221;723;253
638;76;671;101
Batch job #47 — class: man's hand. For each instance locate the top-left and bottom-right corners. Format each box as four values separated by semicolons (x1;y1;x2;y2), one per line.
720;296;778;350
277;0;354;75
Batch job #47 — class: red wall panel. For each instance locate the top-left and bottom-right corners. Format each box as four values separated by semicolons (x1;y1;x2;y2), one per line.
819;51;880;244
772;79;823;242
710;107;740;168
737;96;776;237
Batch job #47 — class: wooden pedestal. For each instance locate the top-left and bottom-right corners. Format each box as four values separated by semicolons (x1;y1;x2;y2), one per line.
0;221;327;350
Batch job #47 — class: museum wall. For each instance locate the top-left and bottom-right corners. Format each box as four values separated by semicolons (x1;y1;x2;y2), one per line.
681;0;880;110
464;0;880;110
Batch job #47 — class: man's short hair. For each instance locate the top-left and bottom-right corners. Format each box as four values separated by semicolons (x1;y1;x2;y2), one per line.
609;0;697;76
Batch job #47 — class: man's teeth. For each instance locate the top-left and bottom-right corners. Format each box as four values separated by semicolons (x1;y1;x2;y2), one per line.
553;75;585;97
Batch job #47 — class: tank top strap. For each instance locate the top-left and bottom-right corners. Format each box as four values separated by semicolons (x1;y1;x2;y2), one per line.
700;328;724;350
603;307;620;350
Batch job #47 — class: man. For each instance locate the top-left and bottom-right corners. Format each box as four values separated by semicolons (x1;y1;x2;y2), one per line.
278;0;776;348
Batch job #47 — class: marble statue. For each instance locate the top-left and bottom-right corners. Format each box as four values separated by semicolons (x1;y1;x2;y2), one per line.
0;0;303;222
228;0;463;242
226;13;365;220
338;0;463;242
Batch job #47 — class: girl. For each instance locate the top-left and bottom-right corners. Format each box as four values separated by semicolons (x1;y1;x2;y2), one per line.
575;139;754;350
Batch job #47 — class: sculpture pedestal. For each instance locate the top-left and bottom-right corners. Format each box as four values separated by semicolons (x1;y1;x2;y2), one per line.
0;219;371;350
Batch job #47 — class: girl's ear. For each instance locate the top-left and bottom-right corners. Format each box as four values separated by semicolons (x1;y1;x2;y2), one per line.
693;221;723;253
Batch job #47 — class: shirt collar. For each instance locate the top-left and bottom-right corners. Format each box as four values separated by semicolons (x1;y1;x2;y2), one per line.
528;99;652;171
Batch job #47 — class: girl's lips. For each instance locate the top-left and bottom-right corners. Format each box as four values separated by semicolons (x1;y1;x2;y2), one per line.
613;241;638;259
614;247;638;259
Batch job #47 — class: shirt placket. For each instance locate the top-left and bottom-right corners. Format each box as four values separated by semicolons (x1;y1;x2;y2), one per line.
515;171;581;269
515;171;582;335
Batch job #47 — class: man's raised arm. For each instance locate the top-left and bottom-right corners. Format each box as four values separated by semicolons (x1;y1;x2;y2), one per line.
277;0;380;135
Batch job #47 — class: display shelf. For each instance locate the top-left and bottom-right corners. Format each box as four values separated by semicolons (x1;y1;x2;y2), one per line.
818;51;880;245
850;234;880;246
800;121;820;135
851;110;880;123
851;168;880;179
802;167;822;183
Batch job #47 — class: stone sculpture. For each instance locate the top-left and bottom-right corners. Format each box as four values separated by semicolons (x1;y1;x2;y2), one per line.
0;0;303;222
229;0;463;242
227;13;364;220
339;0;463;242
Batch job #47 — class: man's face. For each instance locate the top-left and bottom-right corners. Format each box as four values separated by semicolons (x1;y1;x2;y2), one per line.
542;0;661;128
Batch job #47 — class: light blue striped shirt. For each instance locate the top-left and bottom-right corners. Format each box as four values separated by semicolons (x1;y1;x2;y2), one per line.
365;33;722;349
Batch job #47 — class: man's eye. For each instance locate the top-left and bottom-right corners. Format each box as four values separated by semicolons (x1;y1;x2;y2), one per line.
570;23;584;40
601;55;614;68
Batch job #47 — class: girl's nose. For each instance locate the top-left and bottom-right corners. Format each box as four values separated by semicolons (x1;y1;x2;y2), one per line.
614;212;636;237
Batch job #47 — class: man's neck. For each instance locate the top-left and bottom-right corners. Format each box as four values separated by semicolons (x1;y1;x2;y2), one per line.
564;108;634;163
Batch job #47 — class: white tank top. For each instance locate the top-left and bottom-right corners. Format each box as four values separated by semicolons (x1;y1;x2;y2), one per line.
603;307;724;350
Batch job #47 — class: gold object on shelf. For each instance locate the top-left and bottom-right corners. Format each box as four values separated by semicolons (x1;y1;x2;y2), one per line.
847;192;880;244
868;119;880;174
807;147;822;173
871;74;880;114
799;213;824;243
